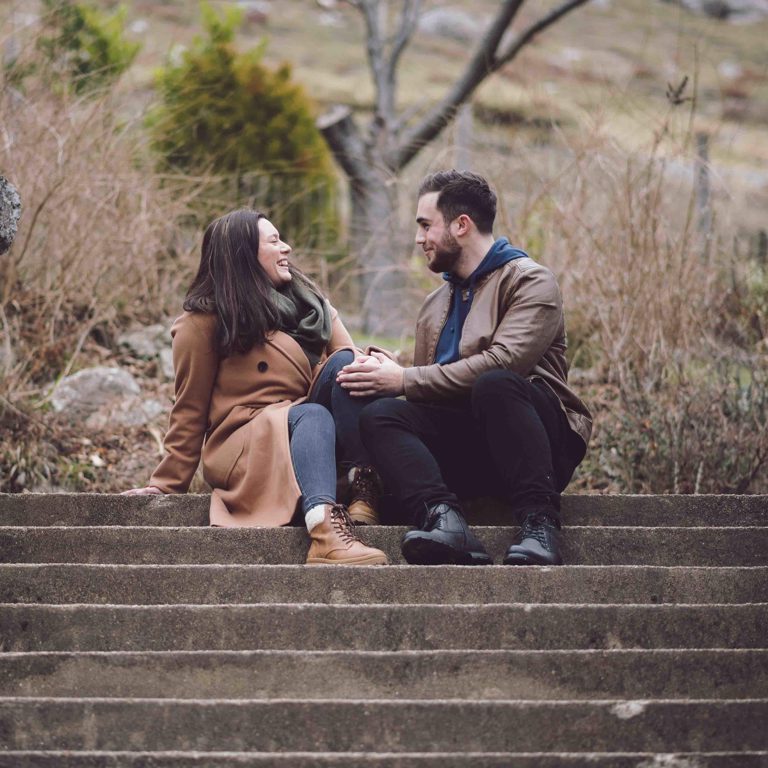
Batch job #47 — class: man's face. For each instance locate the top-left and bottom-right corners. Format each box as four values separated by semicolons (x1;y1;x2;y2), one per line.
415;192;461;274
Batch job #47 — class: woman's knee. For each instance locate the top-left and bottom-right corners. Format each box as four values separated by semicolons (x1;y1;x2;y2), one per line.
289;403;334;436
322;349;355;378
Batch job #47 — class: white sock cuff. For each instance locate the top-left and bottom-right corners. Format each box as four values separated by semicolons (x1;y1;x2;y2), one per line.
305;504;329;532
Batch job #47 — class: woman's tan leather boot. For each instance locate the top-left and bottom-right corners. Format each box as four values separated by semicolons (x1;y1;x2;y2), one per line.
347;466;381;525
306;504;388;565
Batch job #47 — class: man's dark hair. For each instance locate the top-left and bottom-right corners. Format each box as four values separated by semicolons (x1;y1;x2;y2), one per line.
418;170;497;234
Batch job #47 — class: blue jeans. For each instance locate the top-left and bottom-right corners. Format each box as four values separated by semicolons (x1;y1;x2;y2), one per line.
308;349;376;469
287;403;336;516
288;350;377;517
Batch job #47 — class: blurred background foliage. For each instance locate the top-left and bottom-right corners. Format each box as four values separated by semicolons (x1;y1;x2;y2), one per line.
0;0;766;494
148;2;338;248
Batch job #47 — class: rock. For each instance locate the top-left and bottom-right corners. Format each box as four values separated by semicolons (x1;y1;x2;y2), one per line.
51;367;141;417
718;60;744;79
236;0;270;25
159;348;175;381
0;175;21;255
129;19;149;35
118;324;169;359
417;8;486;44
317;11;345;27
661;0;768;21
85;396;166;430
52;367;168;430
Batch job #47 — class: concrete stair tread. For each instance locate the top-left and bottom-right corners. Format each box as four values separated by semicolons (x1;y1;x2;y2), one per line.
3;563;766;604
2;525;766;565
2;494;765;762
2;648;765;700
3;493;766;527
4;601;764;651
1;698;766;752
1;752;766;768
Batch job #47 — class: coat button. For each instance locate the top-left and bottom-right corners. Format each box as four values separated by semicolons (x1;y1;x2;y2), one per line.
257;361;268;373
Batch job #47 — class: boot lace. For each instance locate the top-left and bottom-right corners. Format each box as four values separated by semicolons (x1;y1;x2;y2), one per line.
349;466;380;506
518;511;556;549
330;504;361;543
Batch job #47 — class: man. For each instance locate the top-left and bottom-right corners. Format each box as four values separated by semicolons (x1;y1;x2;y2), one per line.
337;170;592;566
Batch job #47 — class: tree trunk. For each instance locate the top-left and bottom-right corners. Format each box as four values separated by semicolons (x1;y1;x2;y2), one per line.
349;171;406;335
319;107;406;335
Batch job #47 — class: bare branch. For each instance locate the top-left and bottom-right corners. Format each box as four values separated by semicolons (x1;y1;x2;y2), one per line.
496;0;591;69
387;0;421;82
356;0;387;118
390;0;525;169
390;0;589;170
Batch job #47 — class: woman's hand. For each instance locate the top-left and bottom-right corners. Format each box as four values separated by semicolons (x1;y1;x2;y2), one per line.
352;353;382;367
121;486;164;496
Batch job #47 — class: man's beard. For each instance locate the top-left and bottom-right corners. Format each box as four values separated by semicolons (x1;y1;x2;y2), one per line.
427;233;461;274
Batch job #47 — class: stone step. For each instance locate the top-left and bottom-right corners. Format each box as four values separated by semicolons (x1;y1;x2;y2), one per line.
3;602;764;652
1;649;765;700
1;699;765;752
3;564;765;605
2;525;765;566
2;493;765;527
1;752;766;767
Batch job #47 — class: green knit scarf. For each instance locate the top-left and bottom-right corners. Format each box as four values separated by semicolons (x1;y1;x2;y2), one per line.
270;276;332;367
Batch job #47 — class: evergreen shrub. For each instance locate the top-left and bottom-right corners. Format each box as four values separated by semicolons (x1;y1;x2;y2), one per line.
37;0;139;93
149;3;338;248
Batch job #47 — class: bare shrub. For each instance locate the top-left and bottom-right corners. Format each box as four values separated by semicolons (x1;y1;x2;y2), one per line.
502;120;768;493
0;56;195;402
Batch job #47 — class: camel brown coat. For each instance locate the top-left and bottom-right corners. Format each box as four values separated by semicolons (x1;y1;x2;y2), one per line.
149;307;354;527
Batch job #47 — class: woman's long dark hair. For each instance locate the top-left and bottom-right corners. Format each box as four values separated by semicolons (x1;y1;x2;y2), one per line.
183;209;287;356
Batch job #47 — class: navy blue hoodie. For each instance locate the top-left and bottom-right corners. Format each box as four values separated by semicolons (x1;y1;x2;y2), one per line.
433;237;528;365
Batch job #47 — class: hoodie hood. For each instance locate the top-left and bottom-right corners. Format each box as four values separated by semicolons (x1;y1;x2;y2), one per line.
444;237;528;293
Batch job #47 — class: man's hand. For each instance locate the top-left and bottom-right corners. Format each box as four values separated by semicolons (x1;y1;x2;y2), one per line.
337;351;405;397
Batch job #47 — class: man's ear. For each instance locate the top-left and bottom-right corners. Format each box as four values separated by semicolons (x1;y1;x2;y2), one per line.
454;214;472;236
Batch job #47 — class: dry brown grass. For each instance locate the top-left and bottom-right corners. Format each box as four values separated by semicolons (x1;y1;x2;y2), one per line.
483;111;768;493
0;57;196;402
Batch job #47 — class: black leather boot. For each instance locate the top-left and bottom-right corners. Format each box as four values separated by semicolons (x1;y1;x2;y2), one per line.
503;508;563;566
401;503;493;565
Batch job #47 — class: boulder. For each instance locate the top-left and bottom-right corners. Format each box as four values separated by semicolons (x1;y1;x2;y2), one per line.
159;348;175;381
84;395;166;430
118;324;169;359
0;175;21;255
51;366;168;429
661;0;768;21
417;7;486;44
236;0;270;25
52;367;141;416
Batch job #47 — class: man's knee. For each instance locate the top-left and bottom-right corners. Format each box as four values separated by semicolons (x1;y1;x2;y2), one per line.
359;398;410;439
471;369;528;414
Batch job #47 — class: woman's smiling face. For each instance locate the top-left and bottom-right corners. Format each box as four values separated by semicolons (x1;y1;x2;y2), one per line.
257;218;292;287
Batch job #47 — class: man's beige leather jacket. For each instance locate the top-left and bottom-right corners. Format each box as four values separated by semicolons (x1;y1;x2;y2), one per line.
402;256;592;448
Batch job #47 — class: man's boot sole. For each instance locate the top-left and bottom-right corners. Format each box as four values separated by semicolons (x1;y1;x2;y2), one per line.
401;533;492;566
503;548;563;566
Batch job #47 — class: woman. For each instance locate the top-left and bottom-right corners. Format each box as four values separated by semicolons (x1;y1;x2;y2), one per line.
124;209;386;565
